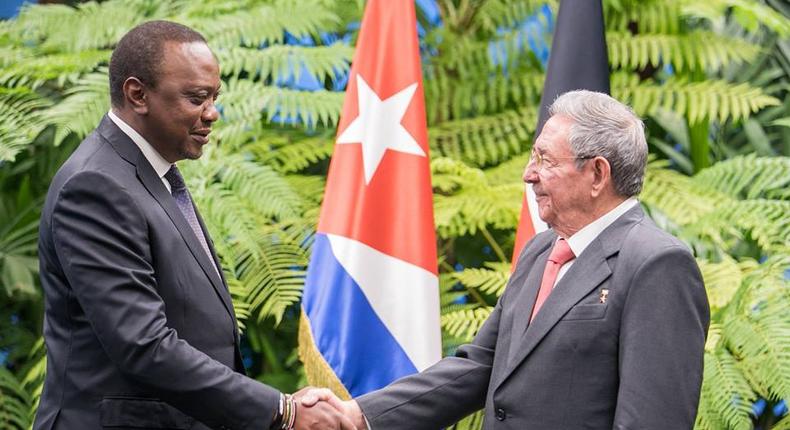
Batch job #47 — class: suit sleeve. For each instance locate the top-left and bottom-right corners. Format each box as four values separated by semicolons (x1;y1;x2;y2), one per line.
51;171;279;430
613;245;710;429
356;292;504;430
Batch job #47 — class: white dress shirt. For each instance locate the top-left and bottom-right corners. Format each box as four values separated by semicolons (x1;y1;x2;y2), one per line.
553;197;639;286
107;110;173;192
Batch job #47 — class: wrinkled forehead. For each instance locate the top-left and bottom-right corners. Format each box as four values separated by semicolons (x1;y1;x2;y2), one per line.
534;115;573;153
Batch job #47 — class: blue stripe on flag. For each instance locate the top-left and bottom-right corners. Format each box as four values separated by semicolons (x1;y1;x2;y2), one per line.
303;233;417;396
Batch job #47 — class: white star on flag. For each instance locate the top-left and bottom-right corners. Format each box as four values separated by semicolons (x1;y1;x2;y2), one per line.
337;74;426;184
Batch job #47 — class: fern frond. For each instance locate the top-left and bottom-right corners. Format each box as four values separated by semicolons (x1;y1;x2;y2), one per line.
484;152;531;186
688;200;790;253
0;87;51;162
13;0;159;53
441;306;493;342
605;0;681;34
0;46;33;69
185;147;310;324
434;184;522;238
607;31;761;73
191;1;338;49
219;79;344;130
232;229;307;325
0;50;110;89
724;309;790;401
694;349;755;430
216;43;353;85
640;159;722;225
186;148;304;223
424;67;542;123
40;70;109;145
613;73;781;124
451;262;511;297
255;135;335;174
432;158;521;237
194;186;307;324
683;0;790;36
475;0;554;33
0;367;32;430
693;154;790;200
697;256;743;311
439;272;469;309
282;175;325;212
19;338;46;414
429;107;536;167
433;26;541;77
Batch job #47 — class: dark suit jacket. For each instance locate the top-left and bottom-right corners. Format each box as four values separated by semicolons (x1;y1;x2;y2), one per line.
357;205;710;429
34;116;279;430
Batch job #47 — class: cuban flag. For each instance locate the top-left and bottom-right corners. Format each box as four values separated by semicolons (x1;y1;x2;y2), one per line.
300;0;441;398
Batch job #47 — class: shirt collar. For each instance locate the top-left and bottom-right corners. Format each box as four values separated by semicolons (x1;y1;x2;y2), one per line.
565;197;639;258
107;110;172;179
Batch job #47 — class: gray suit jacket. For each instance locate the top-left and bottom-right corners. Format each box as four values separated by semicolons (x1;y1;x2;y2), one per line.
34;116;279;430
357;206;710;429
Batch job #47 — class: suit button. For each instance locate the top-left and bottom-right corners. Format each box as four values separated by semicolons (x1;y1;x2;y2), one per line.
496;408;506;421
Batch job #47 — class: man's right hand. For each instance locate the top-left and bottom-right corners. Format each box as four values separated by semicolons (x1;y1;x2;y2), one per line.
297;388;366;430
291;387;359;430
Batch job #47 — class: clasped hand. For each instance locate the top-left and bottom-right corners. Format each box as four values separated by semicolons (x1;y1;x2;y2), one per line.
290;387;366;430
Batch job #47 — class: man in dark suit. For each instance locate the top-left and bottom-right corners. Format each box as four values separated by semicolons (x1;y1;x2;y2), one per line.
34;21;354;430
304;90;710;429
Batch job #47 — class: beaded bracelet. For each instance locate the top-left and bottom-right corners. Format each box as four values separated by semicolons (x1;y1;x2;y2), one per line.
281;394;296;430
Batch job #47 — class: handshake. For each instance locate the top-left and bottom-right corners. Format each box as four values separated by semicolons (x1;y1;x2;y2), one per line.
279;387;367;430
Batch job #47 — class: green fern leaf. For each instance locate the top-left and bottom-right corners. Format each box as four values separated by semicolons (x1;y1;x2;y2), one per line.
693;154;790;200
429;107;536;167
216;43;353;85
0;367;32;430
441;306;493;342
694;349;755;430
0;50;110;89
697;256;743;311
613;72;781;124
219;78;344;129
191;1;338;49
452;262;511;297
40;70;109;145
0;87;51;162
608;31;760;73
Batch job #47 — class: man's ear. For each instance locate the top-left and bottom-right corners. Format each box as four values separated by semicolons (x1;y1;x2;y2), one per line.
590;156;612;198
123;77;148;115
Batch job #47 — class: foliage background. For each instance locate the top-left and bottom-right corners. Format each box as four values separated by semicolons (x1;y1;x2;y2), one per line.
0;0;788;429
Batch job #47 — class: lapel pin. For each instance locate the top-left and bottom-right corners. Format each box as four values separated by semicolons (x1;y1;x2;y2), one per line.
599;288;609;304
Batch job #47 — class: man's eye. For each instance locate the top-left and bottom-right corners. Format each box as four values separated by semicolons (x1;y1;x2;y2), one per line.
189;96;206;105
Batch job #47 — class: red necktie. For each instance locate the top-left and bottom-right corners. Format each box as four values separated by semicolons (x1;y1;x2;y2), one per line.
530;238;575;322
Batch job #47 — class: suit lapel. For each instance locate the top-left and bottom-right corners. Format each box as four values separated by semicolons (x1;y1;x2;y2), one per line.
505;242;553;365
136;156;236;320
193;204;238;328
495;205;645;389
99;116;236;321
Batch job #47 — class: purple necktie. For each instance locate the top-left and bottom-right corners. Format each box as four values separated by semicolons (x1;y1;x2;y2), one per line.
164;165;218;275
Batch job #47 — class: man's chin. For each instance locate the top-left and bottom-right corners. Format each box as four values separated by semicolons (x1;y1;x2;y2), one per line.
179;147;203;160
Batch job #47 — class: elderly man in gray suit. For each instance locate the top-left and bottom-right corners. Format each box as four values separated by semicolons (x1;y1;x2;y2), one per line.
304;90;710;429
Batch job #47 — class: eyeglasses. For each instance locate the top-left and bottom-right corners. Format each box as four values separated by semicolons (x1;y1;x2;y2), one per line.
529;149;593;171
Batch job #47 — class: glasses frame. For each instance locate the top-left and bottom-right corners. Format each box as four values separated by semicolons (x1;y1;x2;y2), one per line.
529;150;593;171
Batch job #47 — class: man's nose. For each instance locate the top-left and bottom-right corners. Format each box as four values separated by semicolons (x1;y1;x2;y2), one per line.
203;101;219;123
523;161;539;184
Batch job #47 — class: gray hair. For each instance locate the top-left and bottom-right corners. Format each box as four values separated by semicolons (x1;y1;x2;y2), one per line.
548;90;648;197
